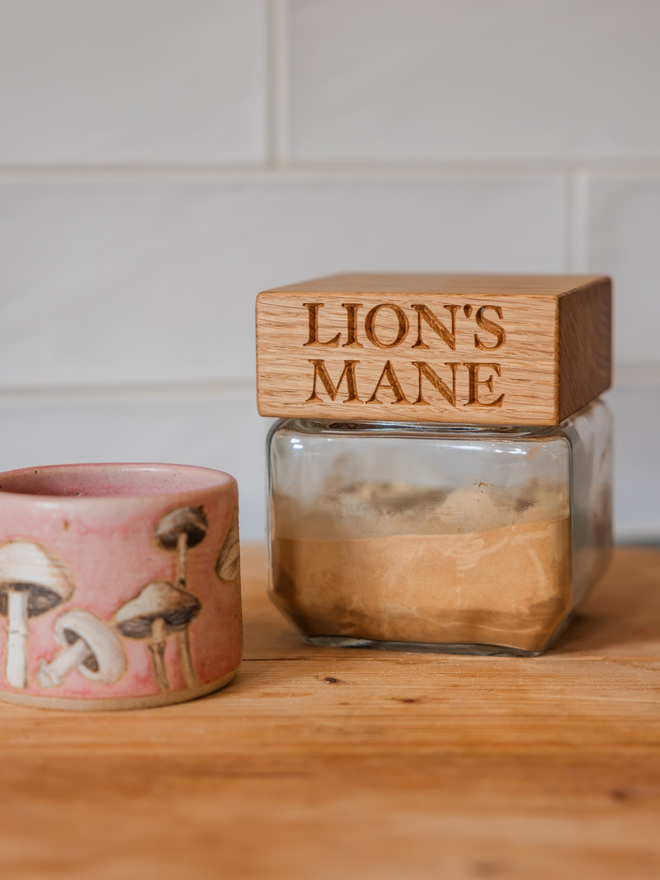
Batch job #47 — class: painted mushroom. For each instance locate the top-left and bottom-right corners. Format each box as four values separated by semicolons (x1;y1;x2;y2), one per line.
37;609;126;689
155;506;208;589
0;539;75;689
216;508;240;582
114;580;201;692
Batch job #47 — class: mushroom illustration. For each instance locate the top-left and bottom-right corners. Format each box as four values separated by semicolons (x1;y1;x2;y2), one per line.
216;508;240;582
155;506;208;589
0;539;75;689
114;581;201;692
37;609;126;689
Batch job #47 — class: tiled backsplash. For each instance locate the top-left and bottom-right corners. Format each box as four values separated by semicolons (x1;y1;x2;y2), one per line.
286;0;660;162
0;0;268;164
0;0;657;541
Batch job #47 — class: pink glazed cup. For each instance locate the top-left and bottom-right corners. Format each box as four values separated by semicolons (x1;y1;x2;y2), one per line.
0;463;241;710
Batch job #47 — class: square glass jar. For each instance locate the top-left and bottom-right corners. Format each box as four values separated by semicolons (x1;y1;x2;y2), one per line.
266;399;612;656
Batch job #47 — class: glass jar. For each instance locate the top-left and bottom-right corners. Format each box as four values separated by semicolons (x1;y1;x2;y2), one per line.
266;398;612;656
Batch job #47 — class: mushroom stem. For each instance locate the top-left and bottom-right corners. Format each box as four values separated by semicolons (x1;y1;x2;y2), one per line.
37;638;92;689
175;531;188;589
6;588;29;689
148;617;170;692
177;629;198;689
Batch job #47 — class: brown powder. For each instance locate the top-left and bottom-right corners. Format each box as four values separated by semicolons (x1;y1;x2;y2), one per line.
270;480;572;653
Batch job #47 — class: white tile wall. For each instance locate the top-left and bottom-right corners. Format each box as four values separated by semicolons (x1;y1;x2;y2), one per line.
0;175;565;388
287;0;660;163
0;385;272;541
606;383;660;542
586;176;660;364
0;0;268;164
0;0;657;541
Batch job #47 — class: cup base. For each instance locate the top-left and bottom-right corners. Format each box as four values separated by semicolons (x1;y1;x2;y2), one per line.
0;667;239;711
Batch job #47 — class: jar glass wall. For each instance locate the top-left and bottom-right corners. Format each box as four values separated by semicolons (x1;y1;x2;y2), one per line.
266;399;612;656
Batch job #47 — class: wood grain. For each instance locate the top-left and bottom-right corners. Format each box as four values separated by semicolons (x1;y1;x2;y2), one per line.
0;544;659;879
256;273;612;426
558;276;612;421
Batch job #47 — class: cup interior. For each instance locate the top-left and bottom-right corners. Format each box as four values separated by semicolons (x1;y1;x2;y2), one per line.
0;463;232;499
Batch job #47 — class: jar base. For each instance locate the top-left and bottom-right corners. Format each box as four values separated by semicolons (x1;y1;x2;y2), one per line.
301;634;548;658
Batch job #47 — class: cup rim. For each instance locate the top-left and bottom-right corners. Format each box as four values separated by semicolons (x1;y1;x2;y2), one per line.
0;462;235;503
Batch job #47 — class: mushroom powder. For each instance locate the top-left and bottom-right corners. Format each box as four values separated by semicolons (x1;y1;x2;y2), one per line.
270;479;572;654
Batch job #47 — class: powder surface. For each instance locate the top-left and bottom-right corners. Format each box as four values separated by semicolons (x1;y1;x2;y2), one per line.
271;480;572;653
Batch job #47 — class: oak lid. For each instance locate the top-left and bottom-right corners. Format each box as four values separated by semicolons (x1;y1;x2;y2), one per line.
256;273;612;427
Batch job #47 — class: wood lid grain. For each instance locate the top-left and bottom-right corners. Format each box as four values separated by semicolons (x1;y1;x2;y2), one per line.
256;273;611;426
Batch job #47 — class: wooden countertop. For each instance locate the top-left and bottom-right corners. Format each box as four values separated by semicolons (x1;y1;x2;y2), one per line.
1;545;660;879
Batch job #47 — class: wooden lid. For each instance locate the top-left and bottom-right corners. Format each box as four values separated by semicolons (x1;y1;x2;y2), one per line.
256;273;611;426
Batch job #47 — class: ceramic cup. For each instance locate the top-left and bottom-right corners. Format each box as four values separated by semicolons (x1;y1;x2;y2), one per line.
0;463;241;710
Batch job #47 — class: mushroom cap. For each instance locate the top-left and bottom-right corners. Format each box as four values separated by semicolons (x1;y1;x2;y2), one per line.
114;580;201;640
0;538;75;618
216;508;240;582
54;609;126;685
155;506;208;551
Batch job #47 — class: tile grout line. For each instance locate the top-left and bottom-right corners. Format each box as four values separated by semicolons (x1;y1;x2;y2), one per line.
567;167;589;273
0;378;258;404
564;170;573;272
265;0;277;166
1;366;656;404
267;0;288;167
2;160;660;184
